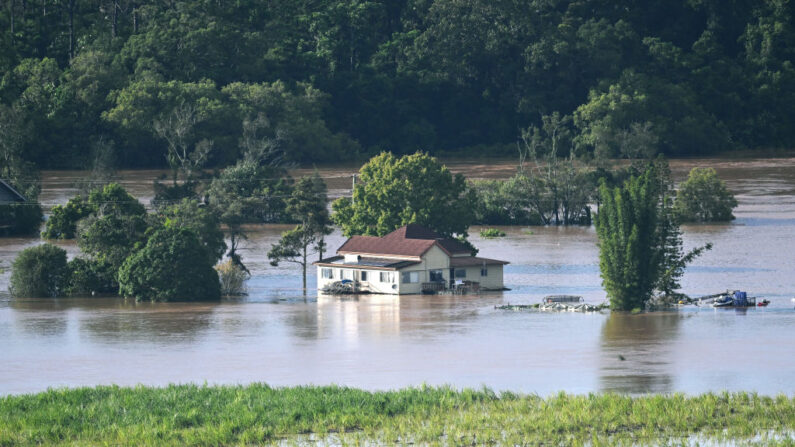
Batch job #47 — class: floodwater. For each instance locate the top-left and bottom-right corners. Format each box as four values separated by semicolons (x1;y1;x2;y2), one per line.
1;157;794;396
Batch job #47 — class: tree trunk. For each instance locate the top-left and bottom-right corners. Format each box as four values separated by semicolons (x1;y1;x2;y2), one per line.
301;244;307;294
111;0;118;38
9;0;15;45
131;2;137;33
67;0;75;59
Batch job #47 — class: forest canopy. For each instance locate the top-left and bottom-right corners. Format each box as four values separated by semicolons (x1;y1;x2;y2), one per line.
1;0;794;170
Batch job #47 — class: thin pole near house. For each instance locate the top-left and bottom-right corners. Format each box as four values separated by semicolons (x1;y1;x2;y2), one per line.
351;174;356;206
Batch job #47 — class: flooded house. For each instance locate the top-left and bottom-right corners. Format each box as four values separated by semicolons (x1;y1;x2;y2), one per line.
0;180;26;204
314;224;508;294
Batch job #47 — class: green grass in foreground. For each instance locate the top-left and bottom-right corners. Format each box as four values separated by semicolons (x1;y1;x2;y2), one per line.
1;385;794;446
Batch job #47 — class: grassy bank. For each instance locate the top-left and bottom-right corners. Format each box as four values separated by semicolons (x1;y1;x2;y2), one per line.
1;385;793;446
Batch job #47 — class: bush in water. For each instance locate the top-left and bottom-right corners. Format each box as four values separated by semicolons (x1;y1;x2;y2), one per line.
215;258;247;296
9;244;69;297
117;227;220;302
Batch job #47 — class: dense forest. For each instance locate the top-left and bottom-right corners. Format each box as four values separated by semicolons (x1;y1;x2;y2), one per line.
1;0;794;170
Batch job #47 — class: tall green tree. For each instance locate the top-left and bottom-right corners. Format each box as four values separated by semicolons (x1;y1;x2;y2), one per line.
595;160;711;310
268;173;332;292
332;152;475;238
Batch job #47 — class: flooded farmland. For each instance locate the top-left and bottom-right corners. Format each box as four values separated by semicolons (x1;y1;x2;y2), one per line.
1;157;794;396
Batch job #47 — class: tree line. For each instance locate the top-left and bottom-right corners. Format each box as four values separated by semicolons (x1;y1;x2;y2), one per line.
0;0;794;174
10;149;736;306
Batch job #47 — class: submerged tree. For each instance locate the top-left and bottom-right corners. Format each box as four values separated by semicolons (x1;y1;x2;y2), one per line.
517;113;592;226
117;227;221;302
9;244;69;298
595;160;712;311
268;173;332;292
674;167;738;222
332;151;475;238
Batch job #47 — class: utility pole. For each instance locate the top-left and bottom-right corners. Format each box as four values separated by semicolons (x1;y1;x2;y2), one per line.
351;174;356;206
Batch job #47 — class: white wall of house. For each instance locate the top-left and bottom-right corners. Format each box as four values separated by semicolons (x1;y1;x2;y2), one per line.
317;266;400;294
317;245;504;295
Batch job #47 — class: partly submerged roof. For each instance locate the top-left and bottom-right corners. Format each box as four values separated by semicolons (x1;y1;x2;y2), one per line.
0;180;26;203
337;224;472;257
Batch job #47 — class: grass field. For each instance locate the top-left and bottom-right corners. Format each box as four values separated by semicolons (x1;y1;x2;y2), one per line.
1;384;793;446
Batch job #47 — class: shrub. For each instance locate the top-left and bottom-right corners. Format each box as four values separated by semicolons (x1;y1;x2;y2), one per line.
42;196;93;239
118;227;220;302
471;178;542;225
479;228;506;238
9;244;68;297
157;199;226;265
64;258;117;296
674;167;737;222
215;259;248;296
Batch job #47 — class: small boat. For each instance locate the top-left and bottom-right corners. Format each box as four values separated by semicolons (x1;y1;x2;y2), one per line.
544;295;583;304
757;299;770;307
712;295;734;307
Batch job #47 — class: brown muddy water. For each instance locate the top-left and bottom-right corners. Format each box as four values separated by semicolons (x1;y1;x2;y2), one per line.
1;158;794;396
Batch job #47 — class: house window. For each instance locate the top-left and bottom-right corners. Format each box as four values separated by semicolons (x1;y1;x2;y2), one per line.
321;268;334;279
455;269;466;278
480;267;488;277
360;271;368;281
342;269;353;280
380;272;394;283
401;271;419;283
429;269;444;282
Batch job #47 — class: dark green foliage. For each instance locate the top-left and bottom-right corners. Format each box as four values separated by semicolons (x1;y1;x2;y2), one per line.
87;183;147;217
117;227;221;302
269;173;332;291
595;161;711;310
595;168;661;310
471;178;542;226
41;196;93;239
332;152;475;238
151;181;200;210
268;225;317;292
517;114;594;225
77;213;149;272
3;1;794;170
207;161;292;225
64;258;117;296
9;244;68;297
43;183;146;240
674;168;738;222
156;199;226;266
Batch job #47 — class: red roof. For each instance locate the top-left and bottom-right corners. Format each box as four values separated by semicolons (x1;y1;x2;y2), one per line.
337;224;472;257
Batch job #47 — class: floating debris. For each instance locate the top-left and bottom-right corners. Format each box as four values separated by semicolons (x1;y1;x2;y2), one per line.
496;302;607;312
539;302;606;312
321;281;356;295
495;303;540;311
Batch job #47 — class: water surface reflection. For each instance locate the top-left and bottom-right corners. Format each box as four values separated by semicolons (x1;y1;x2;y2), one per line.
599;313;682;394
1;157;795;395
